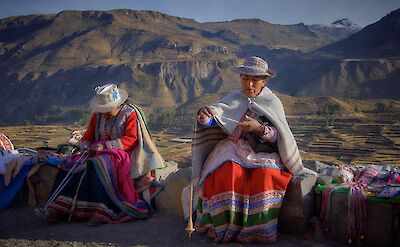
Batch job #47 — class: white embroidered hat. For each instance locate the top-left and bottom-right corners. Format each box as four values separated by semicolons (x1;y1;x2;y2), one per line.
89;84;128;113
232;56;277;78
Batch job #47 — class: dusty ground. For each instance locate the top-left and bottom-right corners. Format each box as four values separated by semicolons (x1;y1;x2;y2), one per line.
0;205;345;247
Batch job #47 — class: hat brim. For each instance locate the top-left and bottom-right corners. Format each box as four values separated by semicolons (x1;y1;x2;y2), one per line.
232;66;277;78
89;88;128;113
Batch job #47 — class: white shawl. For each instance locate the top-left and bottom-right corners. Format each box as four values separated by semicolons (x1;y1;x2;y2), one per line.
192;87;311;181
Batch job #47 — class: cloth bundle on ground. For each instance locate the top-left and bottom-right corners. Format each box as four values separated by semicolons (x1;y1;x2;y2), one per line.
307;161;356;185
26;152;62;207
311;162;400;245
310;162;400;199
0;149;25;184
0;151;62;211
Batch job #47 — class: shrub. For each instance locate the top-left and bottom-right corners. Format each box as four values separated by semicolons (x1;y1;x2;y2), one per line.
149;107;177;125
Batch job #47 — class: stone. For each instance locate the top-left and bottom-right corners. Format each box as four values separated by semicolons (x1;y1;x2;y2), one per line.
279;173;317;235
154;167;191;217
303;160;331;173
317;175;332;185
155;160;179;181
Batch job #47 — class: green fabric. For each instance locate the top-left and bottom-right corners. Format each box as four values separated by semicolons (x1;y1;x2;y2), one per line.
130;104;147;125
315;183;400;204
197;198;280;227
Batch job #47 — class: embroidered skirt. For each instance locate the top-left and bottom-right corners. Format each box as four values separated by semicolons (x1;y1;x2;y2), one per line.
196;161;292;243
48;152;151;223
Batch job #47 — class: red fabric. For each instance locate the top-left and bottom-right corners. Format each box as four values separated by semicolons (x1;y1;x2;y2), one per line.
81;114;96;143
202;161;292;200
118;111;138;151
97;149;137;204
81;111;138;151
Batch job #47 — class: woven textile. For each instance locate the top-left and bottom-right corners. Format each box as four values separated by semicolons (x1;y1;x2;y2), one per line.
196;161;292;243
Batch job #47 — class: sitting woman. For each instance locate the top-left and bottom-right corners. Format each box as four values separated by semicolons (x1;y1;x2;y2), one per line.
191;56;314;242
36;84;165;226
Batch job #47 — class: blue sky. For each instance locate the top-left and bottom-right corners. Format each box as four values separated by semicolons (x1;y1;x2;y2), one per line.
0;0;399;27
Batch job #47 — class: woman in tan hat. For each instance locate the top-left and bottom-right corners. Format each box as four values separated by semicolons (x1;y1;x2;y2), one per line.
189;56;314;242
37;84;165;226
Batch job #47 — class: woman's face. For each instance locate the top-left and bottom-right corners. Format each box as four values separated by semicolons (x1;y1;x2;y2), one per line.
104;107;119;118
240;74;267;98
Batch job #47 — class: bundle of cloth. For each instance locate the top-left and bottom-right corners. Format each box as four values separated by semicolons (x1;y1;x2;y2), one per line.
309;161;400;245
0;133;63;211
0;133;32;210
308;161;400;199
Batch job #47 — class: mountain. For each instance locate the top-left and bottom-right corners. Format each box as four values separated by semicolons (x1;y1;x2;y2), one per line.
271;57;400;99
271;8;400;99
331;18;361;30
0;9;360;125
316;9;400;58
309;18;361;45
2;8;399;125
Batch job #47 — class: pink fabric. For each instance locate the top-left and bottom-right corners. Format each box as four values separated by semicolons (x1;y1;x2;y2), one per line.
96;149;136;204
357;166;379;186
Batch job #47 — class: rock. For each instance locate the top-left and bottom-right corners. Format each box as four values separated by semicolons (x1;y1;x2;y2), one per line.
279;173;317;235
155;160;179;181
303;160;331;172
395;209;400;247
317;175;332;185
154;167;191;216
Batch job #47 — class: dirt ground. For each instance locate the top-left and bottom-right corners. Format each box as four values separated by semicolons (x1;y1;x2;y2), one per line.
0;205;346;247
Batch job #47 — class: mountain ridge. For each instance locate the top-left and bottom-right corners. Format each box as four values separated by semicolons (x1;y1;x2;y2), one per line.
0;8;399;125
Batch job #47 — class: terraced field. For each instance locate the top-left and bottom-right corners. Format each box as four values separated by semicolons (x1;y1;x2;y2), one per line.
289;116;400;166
1;114;399;167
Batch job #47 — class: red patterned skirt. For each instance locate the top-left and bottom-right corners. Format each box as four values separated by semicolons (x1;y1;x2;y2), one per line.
196;161;292;243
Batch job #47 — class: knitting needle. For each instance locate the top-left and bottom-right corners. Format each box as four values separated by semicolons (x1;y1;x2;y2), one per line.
221;116;240;124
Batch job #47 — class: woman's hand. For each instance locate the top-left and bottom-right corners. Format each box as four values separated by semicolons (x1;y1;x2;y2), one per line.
93;143;104;151
87;141;105;154
238;115;263;133
197;107;214;125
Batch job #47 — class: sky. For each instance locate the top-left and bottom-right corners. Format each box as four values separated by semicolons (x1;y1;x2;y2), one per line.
0;0;399;27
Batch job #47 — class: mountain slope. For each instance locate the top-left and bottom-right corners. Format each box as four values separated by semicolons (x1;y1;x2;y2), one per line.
0;9;360;125
316;8;400;58
269;8;400;99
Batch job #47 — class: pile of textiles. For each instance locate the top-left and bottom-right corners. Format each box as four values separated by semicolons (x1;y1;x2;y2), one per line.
309;162;400;245
0;132;64;210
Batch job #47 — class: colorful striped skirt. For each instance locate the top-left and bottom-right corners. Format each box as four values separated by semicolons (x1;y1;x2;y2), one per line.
196;161;292;243
48;151;152;223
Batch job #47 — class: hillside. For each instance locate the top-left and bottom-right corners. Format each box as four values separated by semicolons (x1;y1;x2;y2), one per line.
1;8;399;125
0;9;360;125
316;8;400;58
271;8;400;99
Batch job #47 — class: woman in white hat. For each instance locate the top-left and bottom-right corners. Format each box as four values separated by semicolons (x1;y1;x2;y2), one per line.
189;56;313;242
37;84;165;226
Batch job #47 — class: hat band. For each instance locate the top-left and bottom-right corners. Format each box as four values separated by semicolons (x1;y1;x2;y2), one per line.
96;89;120;105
